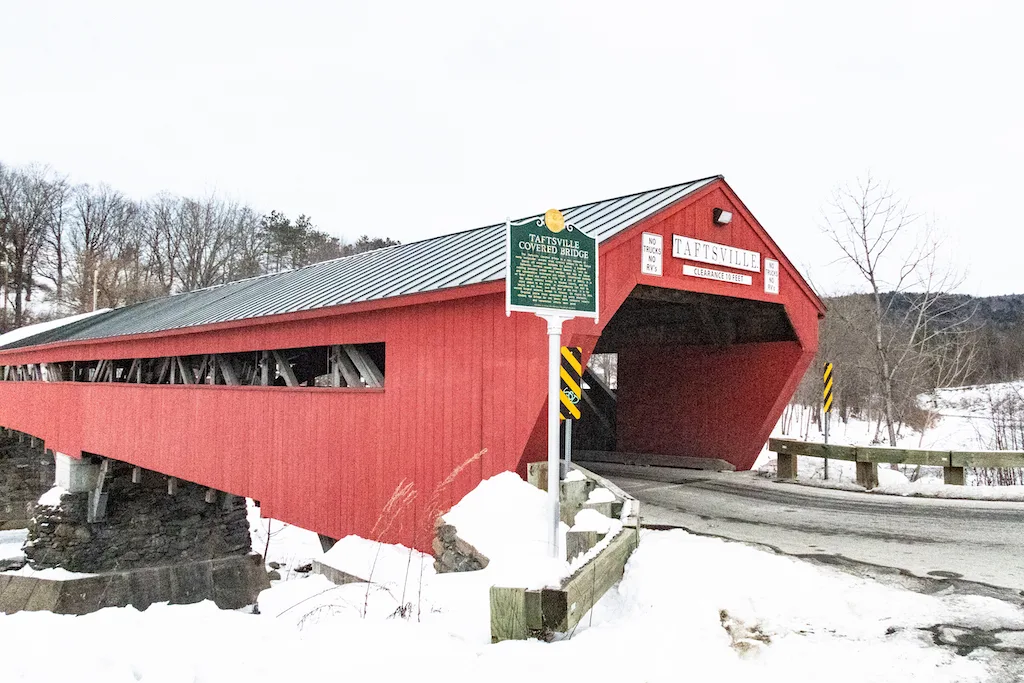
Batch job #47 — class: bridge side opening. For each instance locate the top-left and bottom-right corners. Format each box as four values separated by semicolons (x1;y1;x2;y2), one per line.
575;284;802;470
0;342;386;388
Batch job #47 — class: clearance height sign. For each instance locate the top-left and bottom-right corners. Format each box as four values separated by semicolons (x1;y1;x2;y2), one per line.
506;210;598;318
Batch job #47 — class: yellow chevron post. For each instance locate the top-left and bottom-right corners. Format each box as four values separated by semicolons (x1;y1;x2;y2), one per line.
823;362;834;414
559;346;582;420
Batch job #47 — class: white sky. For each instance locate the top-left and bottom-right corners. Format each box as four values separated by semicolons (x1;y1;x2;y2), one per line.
1;1;1021;296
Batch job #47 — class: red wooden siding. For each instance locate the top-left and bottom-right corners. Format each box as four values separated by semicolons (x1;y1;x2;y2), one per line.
0;179;823;551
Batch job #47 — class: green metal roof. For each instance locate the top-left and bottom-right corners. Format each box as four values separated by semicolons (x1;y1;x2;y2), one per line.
1;177;719;350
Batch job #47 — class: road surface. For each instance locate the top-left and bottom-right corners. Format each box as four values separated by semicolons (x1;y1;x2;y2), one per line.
587;463;1024;596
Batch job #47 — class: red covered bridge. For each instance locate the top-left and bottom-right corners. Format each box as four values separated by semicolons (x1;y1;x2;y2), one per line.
0;176;824;551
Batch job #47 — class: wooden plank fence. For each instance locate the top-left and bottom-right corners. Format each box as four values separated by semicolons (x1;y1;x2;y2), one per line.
768;437;1024;488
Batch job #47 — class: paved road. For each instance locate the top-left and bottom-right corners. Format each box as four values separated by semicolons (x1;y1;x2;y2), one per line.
587;463;1024;595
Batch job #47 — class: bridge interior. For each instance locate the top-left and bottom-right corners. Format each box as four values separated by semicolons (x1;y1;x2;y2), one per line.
575;284;801;468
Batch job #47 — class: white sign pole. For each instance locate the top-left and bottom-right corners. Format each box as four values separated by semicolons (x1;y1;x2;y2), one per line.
542;313;567;559
507;209;598;561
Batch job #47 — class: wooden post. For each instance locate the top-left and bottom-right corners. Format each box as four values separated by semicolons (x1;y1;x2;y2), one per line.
156;357;171;384
176;357;194;384
87;459;110;523
490;587;538;643
566;530;600;561
332;345;361;387
856;461;879;489
215;355;240;385
260;351;273;385
343;345;383;387
272;350;299;387
777;452;798;480
944;466;965;486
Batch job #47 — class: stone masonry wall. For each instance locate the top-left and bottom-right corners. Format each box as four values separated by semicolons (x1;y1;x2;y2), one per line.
0;433;55;530
433;518;489;573
25;461;251;573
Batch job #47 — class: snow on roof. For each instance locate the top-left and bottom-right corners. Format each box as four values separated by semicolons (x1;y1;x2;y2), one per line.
0;309;110;350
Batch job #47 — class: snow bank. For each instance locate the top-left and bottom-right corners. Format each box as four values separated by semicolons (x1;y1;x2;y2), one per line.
442;471;569;588
0;309;110;349
0;530;27;566
3;564;95;580
319;535;436;604
3;528;1022;682
587;486;616;503
563;469;586;482
875;479;1024;501
759;453;1024;501
246;500;323;579
572;508;615;534
37;485;68;508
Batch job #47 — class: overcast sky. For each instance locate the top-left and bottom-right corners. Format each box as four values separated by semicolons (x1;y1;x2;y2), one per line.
2;1;1021;296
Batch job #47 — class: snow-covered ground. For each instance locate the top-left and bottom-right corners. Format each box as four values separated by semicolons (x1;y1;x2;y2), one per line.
3;472;1024;681
756;383;1024;499
2;527;1023;681
0;529;27;570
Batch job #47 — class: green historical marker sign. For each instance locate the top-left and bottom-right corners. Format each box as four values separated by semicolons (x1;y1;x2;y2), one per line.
505;209;599;319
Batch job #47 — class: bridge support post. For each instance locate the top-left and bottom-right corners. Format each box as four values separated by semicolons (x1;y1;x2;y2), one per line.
776;452;798;480
943;466;965;486
86;459;110;522
856;461;878;489
55;452;99;493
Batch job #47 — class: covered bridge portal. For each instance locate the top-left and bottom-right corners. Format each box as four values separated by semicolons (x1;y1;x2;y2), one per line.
0;177;823;551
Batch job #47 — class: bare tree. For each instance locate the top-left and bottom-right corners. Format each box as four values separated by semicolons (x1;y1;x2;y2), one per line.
225;205;266;281
38;174;72;309
0;164;64;326
173;196;236;291
0;156;403;331
821;175;976;446
68;184;138;312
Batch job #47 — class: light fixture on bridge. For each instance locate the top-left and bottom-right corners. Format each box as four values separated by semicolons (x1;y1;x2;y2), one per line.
713;208;733;225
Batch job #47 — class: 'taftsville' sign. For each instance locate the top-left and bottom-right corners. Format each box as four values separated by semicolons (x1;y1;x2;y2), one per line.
672;236;761;273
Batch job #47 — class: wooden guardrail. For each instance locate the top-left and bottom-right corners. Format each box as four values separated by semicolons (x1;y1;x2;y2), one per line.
490;463;640;642
768;437;1024;488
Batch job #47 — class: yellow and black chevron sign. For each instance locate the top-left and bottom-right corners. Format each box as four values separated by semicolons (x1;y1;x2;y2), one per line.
823;362;834;414
559;346;583;420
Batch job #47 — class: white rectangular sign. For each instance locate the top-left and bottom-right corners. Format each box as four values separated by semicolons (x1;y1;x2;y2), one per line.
672;235;761;273
683;264;752;286
641;232;663;276
764;258;779;294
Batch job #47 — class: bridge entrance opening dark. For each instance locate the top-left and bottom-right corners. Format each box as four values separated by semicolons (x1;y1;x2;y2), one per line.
574;285;799;461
